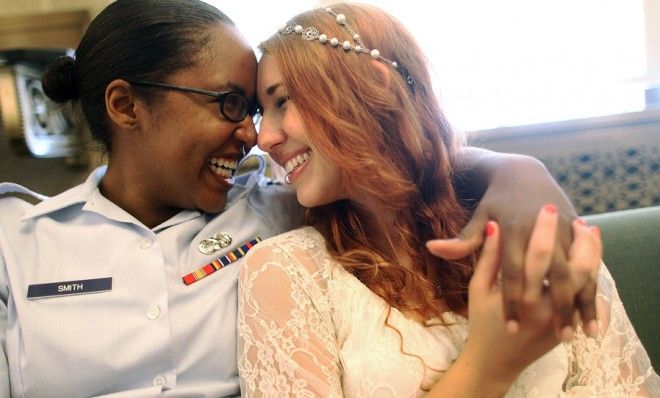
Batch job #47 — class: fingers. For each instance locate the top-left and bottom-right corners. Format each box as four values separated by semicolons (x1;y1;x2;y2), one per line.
575;280;598;337
569;220;603;337
426;238;476;260
426;209;487;260
498;223;526;333
569;220;602;283
541;204;580;339
469;222;501;292
591;226;603;278
547;247;576;341
523;204;559;304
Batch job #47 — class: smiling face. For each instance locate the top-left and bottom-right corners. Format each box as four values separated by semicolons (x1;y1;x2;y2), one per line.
105;23;258;225
256;54;348;208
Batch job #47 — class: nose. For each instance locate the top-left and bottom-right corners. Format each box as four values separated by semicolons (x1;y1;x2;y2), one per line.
233;116;258;152
256;115;285;153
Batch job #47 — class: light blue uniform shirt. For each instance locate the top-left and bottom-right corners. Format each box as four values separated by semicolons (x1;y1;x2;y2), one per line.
0;162;302;397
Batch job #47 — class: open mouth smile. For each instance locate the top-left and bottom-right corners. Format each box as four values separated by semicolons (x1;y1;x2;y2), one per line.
284;150;311;175
207;157;238;179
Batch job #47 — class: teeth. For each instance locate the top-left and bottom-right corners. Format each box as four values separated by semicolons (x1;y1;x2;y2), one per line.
207;157;238;178
285;151;311;173
209;164;232;178
207;158;237;170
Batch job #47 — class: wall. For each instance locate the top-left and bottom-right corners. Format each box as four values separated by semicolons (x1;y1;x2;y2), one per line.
0;0;109;19
0;0;110;195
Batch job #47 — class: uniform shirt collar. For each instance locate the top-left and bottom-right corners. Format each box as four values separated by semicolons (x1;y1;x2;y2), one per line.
21;166;203;229
21;166;108;221
20;155;268;226
226;154;267;206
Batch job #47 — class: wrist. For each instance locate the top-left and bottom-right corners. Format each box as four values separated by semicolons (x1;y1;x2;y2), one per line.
491;153;545;181
453;147;498;204
460;341;519;391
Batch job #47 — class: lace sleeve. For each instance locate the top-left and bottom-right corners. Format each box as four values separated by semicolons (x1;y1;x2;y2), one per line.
564;263;660;397
237;231;342;397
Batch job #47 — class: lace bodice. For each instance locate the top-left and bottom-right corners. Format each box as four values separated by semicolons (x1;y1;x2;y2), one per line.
238;226;659;397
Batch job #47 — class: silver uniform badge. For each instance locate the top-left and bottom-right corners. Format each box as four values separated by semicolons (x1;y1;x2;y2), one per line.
197;232;232;255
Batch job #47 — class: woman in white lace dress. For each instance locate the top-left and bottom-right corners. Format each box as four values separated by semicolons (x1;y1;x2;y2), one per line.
238;3;660;396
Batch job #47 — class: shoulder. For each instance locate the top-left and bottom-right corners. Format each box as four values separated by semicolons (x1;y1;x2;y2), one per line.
244;226;325;264
0;167;102;225
254;226;324;252
227;155;303;235
245;183;302;234
241;226;330;283
0;182;47;225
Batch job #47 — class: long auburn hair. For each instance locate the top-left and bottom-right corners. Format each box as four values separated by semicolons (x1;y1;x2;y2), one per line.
260;3;474;321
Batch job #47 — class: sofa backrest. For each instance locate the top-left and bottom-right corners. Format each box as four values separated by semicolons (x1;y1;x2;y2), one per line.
469;108;660;215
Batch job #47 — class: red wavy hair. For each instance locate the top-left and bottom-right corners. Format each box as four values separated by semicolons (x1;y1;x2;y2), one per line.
260;3;474;322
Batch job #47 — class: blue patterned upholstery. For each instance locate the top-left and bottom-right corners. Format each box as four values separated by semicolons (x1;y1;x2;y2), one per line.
541;146;660;215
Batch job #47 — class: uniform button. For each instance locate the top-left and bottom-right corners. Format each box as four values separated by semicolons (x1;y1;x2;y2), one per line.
140;237;153;249
147;305;161;320
153;374;166;387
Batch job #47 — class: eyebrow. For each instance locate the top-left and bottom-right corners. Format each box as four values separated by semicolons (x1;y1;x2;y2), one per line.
265;83;282;96
211;82;248;96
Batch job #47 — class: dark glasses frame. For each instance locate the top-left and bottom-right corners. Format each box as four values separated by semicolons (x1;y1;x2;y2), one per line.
128;80;257;123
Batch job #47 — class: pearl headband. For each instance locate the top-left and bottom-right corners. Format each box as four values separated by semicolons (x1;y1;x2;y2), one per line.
278;7;415;93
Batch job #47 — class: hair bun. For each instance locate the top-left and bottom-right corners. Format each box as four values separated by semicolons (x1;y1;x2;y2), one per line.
42;55;78;103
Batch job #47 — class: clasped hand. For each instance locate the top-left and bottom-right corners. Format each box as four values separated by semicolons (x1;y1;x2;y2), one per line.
454;206;602;393
429;156;600;338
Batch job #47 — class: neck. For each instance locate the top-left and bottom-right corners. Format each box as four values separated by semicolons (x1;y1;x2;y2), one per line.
101;160;178;229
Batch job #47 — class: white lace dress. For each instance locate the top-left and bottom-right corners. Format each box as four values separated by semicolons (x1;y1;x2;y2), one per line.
237;226;659;397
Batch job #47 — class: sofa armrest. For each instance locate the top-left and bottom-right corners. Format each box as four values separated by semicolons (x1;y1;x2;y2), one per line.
584;206;660;370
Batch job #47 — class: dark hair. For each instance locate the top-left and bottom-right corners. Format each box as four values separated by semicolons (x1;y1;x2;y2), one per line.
41;0;234;151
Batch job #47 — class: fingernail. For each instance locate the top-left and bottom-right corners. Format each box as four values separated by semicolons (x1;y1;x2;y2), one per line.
486;222;495;237
587;320;599;337
590;226;601;237
560;326;574;341
576;218;587;226
543;204;557;214
506;320;519;334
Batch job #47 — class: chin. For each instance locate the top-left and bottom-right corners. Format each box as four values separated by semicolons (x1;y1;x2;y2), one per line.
198;196;228;214
296;192;317;208
296;190;338;208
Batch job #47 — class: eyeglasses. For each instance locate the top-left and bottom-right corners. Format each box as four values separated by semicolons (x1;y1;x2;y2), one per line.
128;80;257;123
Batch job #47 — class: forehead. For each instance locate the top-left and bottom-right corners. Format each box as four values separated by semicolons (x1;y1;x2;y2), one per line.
257;55;283;95
171;23;258;95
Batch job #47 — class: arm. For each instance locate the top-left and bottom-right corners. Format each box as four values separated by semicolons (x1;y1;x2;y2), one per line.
429;147;597;337
237;236;341;397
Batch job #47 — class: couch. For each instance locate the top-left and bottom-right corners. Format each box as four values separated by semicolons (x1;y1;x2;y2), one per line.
584;206;659;370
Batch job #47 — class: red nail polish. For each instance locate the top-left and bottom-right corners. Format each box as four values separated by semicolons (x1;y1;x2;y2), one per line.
486;222;495;236
544;204;557;214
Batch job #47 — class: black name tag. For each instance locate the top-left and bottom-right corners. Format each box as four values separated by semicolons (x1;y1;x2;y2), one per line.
27;277;112;299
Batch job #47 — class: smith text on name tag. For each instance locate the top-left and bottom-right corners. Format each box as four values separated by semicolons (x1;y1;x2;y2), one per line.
27;277;112;299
